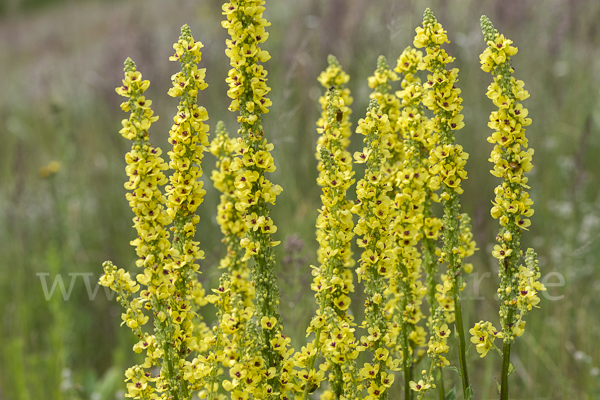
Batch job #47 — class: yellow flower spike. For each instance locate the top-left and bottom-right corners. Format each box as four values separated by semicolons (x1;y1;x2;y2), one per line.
394;43;453;400
301;79;358;399
316;55;354;179
161;25;216;396
222;2;289;398
352;98;395;400
480;16;545;400
414;9;476;398
104;57;201;399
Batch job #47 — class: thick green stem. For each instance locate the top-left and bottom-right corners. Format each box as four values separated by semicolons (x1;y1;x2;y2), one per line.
500;340;512;400
403;335;411;400
452;282;470;398
437;367;445;400
165;349;179;400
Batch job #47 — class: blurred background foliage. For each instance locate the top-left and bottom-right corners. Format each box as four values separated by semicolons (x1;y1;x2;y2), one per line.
1;0;599;399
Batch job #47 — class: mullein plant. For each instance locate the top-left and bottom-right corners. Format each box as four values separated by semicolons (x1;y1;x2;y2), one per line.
210;121;254;308
394;46;443;353
475;16;545;400
394;46;445;330
352;99;401;400
297;58;360;400
385;50;437;398
410;8;475;399
366;55;430;399
102;2;546;399
206;121;258;400
221;1;294;399
100;24;211;400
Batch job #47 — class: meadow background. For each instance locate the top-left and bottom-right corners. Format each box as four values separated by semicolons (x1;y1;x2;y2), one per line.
1;0;599;398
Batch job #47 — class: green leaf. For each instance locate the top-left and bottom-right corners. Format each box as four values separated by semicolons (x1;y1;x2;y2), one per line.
496;380;501;394
508;362;518;376
466;385;475;399
447;366;461;377
445;387;456;400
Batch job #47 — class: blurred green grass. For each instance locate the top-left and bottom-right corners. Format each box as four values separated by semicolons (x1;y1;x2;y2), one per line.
1;0;599;399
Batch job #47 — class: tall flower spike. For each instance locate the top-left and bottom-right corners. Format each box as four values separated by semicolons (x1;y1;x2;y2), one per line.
352;99;400;400
414;9;473;398
299;85;358;400
107;58;192;399
367;55;427;400
211;121;255;307
163;25;215;396
222;2;289;399
394;46;442;327
478;16;545;400
207;121;257;399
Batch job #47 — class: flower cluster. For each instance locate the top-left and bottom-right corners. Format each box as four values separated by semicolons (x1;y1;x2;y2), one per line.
165;24;211;358
368;56;402;169
364;55;428;396
100;262;144;335
394;46;444;329
317;55;353;155
210;121;255;307
479;16;545;344
415;8;471;289
222;2;288;398
109;58;191;399
414;10;474;396
352;99;400;400
300;83;359;399
469;320;503;358
201;275;263;400
426;309;452;368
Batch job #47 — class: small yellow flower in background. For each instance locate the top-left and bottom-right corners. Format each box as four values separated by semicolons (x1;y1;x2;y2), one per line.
39;160;61;178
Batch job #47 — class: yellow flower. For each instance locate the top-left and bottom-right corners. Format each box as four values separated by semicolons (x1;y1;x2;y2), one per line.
492;244;512;260
261;316;277;330
409;379;430;392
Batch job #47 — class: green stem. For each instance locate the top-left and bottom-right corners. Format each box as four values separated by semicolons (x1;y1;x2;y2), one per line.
207;328;223;400
442;191;471;398
437;367;445;400
166;348;179;400
452;281;470;399
417;360;437;400
403;338;411;400
500;338;512;400
400;284;411;400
